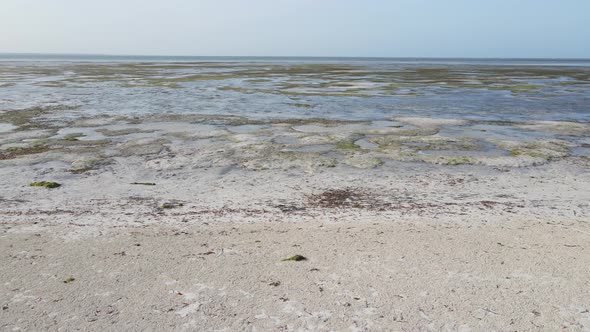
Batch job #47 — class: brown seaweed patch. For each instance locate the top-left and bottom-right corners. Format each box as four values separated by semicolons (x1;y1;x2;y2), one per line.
305;187;524;213
306;188;372;209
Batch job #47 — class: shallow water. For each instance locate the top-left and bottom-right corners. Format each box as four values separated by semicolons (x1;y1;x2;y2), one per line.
0;122;17;133
0;58;589;123
1;57;589;168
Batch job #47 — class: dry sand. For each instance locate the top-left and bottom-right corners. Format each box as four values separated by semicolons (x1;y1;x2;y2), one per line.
1;153;590;331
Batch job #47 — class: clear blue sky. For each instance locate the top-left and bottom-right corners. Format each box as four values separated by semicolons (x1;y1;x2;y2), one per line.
1;0;589;58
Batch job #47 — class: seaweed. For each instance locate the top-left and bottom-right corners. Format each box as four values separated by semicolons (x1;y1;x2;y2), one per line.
0;145;50;160
161;202;184;209
281;255;307;262
335;141;361;150
30;181;61;189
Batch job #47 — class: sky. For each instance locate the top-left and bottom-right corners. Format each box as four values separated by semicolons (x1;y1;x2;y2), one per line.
1;0;589;58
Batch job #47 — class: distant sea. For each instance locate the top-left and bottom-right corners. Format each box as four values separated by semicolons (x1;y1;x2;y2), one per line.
1;53;589;124
1;53;590;66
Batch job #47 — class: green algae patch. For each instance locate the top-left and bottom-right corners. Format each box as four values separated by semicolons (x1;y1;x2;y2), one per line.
30;181;61;189
63;277;75;284
343;155;384;169
510;149;551;159
500;140;569;162
0;105;79;130
0;145;50;160
441;156;474;166
282;255;307;262
335;141;361;150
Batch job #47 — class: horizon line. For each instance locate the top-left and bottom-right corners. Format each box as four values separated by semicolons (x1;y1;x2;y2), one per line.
1;52;590;61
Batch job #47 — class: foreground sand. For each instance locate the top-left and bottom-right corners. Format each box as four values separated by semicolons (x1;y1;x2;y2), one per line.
1;154;590;331
2;220;590;331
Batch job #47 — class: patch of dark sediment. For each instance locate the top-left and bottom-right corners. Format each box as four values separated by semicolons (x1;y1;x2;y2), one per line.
303;187;525;213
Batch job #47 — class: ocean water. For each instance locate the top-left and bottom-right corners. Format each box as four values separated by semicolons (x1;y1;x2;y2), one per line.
0;54;589;123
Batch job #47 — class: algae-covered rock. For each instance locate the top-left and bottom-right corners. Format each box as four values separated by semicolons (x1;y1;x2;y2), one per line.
335;141;361;150
70;158;111;173
30;181;61;189
282;255;307;262
0;145;50;160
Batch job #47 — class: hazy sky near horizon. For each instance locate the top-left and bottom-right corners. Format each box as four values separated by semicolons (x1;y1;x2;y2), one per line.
1;0;589;58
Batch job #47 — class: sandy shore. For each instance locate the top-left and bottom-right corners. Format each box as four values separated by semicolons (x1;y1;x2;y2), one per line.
2;148;590;330
2;219;590;331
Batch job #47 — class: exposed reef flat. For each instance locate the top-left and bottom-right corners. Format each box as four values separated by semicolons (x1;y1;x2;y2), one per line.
1;111;587;170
